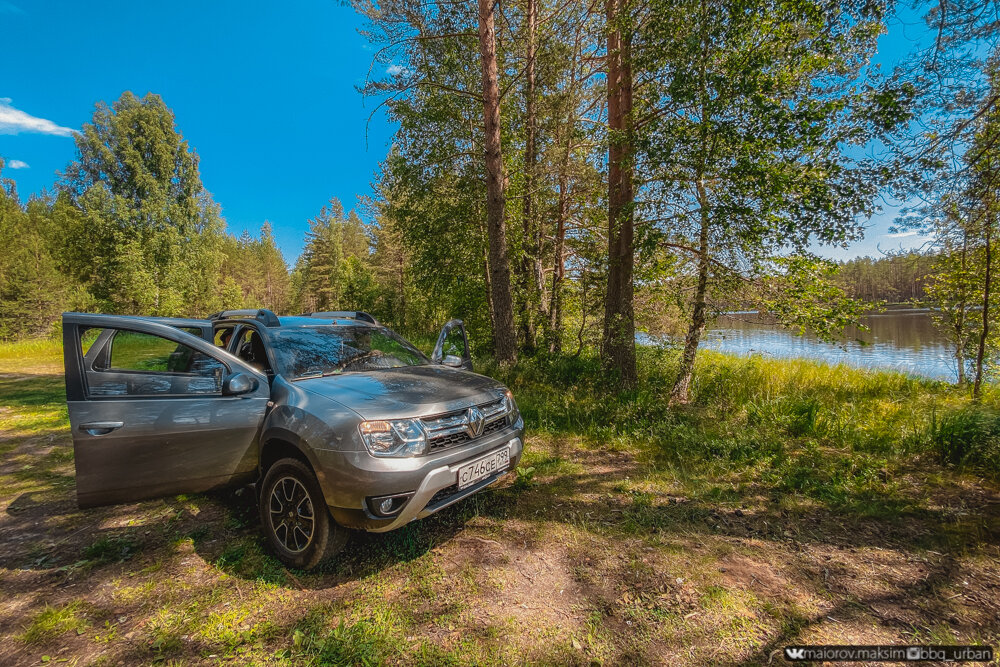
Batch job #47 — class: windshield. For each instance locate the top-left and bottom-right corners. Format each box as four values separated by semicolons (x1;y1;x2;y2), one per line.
269;325;429;380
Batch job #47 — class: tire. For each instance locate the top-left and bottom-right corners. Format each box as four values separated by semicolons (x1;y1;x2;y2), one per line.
258;457;348;570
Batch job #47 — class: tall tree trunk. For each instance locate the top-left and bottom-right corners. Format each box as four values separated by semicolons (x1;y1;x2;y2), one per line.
956;330;966;385
956;231;968;386
518;0;540;352
670;181;711;404
398;249;406;331
601;0;637;388
548;21;583;355
974;211;992;399
478;0;518;363
549;169;568;353
670;0;713;404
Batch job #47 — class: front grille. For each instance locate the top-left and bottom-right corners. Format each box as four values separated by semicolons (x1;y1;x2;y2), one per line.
421;397;509;453
427;419;506;452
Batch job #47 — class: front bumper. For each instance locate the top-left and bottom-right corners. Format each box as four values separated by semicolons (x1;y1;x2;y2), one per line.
320;422;524;531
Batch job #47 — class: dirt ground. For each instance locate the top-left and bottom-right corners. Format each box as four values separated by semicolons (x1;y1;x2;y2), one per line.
1;364;999;665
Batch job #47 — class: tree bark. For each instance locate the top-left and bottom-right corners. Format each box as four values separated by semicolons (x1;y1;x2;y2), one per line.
518;0;540;352
670;181;711;404
973;210;992;399
549;169;568;353
955;230;968;386
601;0;637;388
478;0;518;363
670;0;713;404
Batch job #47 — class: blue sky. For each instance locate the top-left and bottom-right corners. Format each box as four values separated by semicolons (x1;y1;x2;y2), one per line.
1;0;933;263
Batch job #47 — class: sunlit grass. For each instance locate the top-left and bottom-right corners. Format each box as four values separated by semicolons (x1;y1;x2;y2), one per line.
19;601;89;644
481;346;1000;528
1;337;998;664
0;336;64;374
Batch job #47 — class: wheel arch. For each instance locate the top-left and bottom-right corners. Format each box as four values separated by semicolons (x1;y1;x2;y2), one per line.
259;428;318;477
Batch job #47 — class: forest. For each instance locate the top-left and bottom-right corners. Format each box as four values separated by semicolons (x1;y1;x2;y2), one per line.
4;1;1000;664
2;1;999;401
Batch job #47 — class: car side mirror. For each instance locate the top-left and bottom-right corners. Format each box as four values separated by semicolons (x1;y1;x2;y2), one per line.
222;373;256;396
442;354;463;368
432;319;473;371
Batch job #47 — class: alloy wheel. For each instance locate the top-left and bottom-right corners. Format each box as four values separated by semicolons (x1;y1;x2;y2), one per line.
268;476;315;553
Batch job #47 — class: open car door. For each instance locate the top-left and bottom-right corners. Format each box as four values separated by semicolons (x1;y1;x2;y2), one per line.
431;319;473;371
62;313;270;507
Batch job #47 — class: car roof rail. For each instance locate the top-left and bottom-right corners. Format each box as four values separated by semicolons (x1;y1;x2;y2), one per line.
301;311;379;325
208;308;281;327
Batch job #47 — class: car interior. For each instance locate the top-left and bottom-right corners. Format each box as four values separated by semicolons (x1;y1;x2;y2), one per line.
230;327;272;376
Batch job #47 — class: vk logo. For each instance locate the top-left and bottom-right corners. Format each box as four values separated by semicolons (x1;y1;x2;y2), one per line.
785;647;807;660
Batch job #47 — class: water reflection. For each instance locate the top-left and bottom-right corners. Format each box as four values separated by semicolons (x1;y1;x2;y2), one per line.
654;309;958;381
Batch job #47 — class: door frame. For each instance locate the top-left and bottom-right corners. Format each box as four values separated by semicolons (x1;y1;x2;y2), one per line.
63;313;256;401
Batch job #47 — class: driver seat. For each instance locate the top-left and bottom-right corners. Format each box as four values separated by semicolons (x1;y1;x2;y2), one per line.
238;331;269;374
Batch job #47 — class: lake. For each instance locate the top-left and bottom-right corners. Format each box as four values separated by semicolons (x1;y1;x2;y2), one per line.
697;308;958;381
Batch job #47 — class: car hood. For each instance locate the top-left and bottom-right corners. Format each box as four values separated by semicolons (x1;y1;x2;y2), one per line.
295;365;506;420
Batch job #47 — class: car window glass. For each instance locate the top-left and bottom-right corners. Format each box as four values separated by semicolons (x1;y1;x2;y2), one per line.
108;330;190;372
442;327;467;358
234;328;271;373
214;327;235;348
82;327;226;397
80;327;102;355
270;325;428;380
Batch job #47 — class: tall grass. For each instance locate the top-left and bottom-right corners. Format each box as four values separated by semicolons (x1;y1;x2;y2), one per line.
929;408;1000;468
485;347;999;514
0;337;63;363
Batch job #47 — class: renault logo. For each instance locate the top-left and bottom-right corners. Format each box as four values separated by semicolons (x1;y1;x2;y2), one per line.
466;406;485;438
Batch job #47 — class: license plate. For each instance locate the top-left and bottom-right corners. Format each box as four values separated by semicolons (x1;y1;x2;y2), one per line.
457;448;510;489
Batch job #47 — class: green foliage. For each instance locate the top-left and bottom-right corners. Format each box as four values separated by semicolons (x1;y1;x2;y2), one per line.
635;0;908;385
493;345;999;515
896;61;1000;393
292;198;380;315
354;0;608;350
219;221;291;312
512;465;536;489
763;256;872;342
0;166;88;340
929;408;1000;469
836;251;936;303
59;91;225;316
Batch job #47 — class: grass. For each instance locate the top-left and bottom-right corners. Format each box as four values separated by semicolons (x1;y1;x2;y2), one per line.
0;339;998;665
19;602;89;644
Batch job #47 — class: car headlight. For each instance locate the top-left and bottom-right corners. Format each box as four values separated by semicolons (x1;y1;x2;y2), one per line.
504;389;520;425
359;419;428;457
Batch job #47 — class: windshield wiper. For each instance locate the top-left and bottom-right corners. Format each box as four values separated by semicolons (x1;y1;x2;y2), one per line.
333;351;379;373
291;367;347;381
291;351;381;381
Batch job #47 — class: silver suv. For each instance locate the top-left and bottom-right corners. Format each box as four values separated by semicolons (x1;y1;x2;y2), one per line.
61;310;524;569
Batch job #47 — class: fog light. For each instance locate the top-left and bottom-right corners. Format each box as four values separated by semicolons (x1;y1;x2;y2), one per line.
367;492;414;517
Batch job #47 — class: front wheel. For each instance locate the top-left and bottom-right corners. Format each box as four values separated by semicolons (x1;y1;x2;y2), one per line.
259;457;348;569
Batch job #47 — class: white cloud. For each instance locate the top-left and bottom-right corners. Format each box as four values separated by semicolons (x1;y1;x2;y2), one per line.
885;230;918;239
7;159;29;169
386;64;409;77
0;98;75;136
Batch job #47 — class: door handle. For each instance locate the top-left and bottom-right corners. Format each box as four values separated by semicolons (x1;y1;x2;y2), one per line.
80;421;124;436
